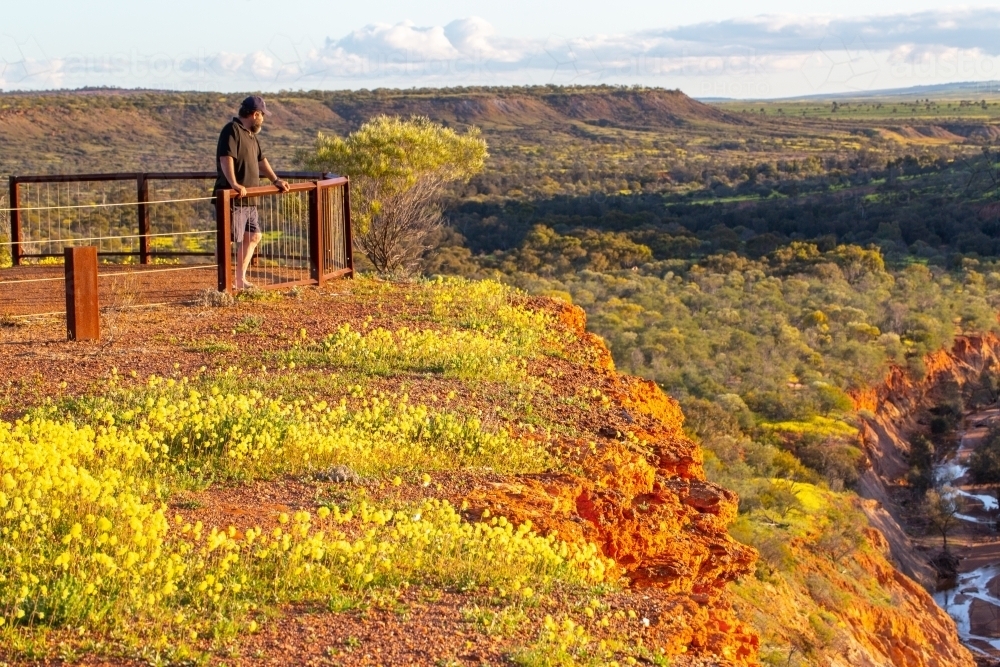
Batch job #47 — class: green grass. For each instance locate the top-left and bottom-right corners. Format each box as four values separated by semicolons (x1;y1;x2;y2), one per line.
283;324;534;382
281;278;565;384
760;416;859;439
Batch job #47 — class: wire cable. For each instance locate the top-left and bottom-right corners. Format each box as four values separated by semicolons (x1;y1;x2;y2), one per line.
0;264;217;285
0;195;216;213
96;264;217;278
4;300;191;320
0;275;64;284
0;230;215;247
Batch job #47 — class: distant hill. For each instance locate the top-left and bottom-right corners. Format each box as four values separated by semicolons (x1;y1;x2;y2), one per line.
714;80;1000;103
0;86;740;177
324;87;741;129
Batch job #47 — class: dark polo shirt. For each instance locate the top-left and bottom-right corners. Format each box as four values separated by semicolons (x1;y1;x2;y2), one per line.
214;118;264;192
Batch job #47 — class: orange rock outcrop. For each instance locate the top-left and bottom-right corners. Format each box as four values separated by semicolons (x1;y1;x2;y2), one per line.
476;301;984;666
843;334;1000;665
468;301;760;664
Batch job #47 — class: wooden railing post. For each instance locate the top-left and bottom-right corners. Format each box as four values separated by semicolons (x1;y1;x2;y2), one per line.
137;174;150;265
65;246;100;341
9;177;21;266
308;184;325;286
343;178;354;277
215;189;232;293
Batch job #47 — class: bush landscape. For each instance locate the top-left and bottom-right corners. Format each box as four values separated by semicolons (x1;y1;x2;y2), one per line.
4;84;1000;664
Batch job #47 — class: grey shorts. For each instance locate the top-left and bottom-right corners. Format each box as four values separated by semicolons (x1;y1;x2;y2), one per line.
233;206;260;241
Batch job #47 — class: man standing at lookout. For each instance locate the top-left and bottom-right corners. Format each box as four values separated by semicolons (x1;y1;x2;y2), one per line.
215;95;290;290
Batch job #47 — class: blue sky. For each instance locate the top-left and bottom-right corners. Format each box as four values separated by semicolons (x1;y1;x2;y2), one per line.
4;1;1000;97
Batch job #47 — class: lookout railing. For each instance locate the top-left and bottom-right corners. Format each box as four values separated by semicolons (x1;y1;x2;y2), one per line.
4;171;353;293
215;177;353;292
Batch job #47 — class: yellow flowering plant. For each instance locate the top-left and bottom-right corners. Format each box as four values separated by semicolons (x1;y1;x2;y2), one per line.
0;404;613;644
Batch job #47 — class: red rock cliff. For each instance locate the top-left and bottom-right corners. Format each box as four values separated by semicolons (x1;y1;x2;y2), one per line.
855;334;1000;497
846;335;1000;665
467;301;760;665
475;302;985;666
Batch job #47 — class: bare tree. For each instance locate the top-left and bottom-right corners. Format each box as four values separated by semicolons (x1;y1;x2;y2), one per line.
352;176;445;274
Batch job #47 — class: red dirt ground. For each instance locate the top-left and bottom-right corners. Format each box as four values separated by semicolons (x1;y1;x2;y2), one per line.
0;264;217;316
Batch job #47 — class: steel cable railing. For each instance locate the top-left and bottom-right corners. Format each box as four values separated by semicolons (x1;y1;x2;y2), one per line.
216;177;352;292
2;172;352;317
8;176;220;262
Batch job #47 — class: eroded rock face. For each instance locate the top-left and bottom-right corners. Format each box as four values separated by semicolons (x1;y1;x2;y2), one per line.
835;529;977;667
855;334;1000;491
467;302;759;664
473;301;979;666
853;334;1000;586
844;335;1000;666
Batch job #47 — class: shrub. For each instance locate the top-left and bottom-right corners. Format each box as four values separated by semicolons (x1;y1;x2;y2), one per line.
301;116;488;273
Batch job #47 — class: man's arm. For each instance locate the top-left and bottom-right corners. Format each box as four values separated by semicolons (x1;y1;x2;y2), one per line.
259;158;291;193
219;156;247;198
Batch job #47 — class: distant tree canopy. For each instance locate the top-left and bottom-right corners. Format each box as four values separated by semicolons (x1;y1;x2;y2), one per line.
451;235;1000;490
301;115;488;273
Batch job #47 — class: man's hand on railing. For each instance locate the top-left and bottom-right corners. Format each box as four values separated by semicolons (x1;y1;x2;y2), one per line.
235;184;248;198
273;178;291;193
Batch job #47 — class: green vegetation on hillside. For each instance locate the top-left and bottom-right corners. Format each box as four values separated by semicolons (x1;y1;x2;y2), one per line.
494;238;1000;423
5;86;1000;269
718;97;1000;121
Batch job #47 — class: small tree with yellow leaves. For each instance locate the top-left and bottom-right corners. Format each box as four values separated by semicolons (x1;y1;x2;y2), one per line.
301;115;487;274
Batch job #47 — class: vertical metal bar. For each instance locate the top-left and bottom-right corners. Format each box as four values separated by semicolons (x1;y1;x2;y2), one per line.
334;184;342;270
37;186;43;256
216;189;232;293
9;177;21;265
35;185;41;256
55;183;62;249
324;186;330;274
309;184;323;285
343;179;354;277
46;183;52;257
65;246;100;341
326;186;334;272
137;174;150;264
97;182;104;256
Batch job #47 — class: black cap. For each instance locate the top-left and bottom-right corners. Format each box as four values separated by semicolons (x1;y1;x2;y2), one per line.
239;95;268;116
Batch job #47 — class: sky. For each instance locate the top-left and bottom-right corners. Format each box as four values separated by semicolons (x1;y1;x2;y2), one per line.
4;1;1000;98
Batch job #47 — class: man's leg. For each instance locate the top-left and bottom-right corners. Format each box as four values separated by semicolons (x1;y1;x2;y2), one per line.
236;231;262;289
234;207;261;289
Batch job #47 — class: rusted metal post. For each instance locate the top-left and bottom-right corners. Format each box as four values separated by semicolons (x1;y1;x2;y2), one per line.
65;246;100;341
308;185;325;286
9;177;21;266
342;178;354;277
215;189;232;293
137;174;150;265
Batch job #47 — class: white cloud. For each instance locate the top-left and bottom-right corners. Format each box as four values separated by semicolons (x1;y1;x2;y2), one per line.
443;17;525;62
5;10;1000;97
335;21;460;61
